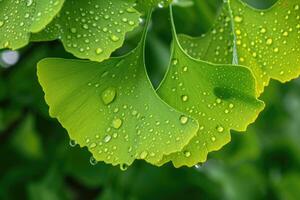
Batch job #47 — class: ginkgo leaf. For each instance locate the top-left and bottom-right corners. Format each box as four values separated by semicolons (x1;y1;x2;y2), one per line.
32;0;140;62
37;17;199;168
156;7;264;167
0;0;64;49
179;0;300;95
178;4;234;64
229;0;300;94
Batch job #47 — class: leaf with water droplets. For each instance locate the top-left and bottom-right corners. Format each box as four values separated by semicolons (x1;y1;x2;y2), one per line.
32;0;140;62
180;0;300;95
0;0;65;49
156;10;265;167
229;0;300;94
37;24;199;167
179;4;234;65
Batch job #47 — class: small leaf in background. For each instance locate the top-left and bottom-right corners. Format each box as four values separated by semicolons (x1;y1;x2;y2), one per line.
274;171;300;200
32;0;140;62
27;168;70;200
0;0;64;49
11;114;43;159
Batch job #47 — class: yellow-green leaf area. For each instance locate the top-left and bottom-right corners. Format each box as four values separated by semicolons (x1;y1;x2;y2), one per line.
32;0;140;62
0;0;65;49
230;0;300;94
179;4;234;64
37;41;199;168
157;33;265;167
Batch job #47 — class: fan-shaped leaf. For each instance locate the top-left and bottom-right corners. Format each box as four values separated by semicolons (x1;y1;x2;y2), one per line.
0;0;64;49
230;0;300;94
156;8;264;167
32;0;140;62
179;0;300;95
37;22;199;168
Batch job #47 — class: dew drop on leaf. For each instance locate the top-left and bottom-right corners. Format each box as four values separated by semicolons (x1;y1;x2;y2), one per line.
184;151;191;158
140;151;148;159
120;163;128;171
181;95;188;102
101;87;116;105
89;156;98;165
179;115;189;125
89;142;97;149
69;139;77;147
103;135;112;143
216;126;224;133
112;118;122;129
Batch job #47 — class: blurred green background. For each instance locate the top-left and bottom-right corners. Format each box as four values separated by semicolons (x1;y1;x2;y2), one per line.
1;0;300;199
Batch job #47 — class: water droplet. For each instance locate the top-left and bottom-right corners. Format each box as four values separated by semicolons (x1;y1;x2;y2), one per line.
120;163;128;171
69;139;77;147
101;87;116;105
140;151;148;159
266;38;273;45
103;135;112;143
181;95;188;102
70;27;77;33
0;21;4;28
90;142;97;149
195;163;202;169
234;16;243;23
260;28;266;33
90;156;98;165
184;151;191;157
172;58;178;65
27;0;33;6
180;115;189;125
126;7;136;13
183;66;188;72
96;48;103;54
216;126;224;133
112;118;122;129
110;35;120;42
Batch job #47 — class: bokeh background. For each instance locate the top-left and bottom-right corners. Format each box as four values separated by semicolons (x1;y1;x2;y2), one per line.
1;0;300;199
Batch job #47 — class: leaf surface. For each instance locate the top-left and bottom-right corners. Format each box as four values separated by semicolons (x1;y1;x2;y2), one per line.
156;8;265;167
32;0;140;62
178;4;234;64
0;0;64;49
179;0;300;95
37;21;199;167
230;0;300;94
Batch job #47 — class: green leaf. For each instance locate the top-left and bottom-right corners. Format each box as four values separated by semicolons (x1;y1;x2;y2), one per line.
0;0;64;49
156;8;264;167
11;114;43;159
27;168;69;200
32;0;140;62
37;19;199;167
178;4;234;64
229;0;300;94
181;0;300;95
